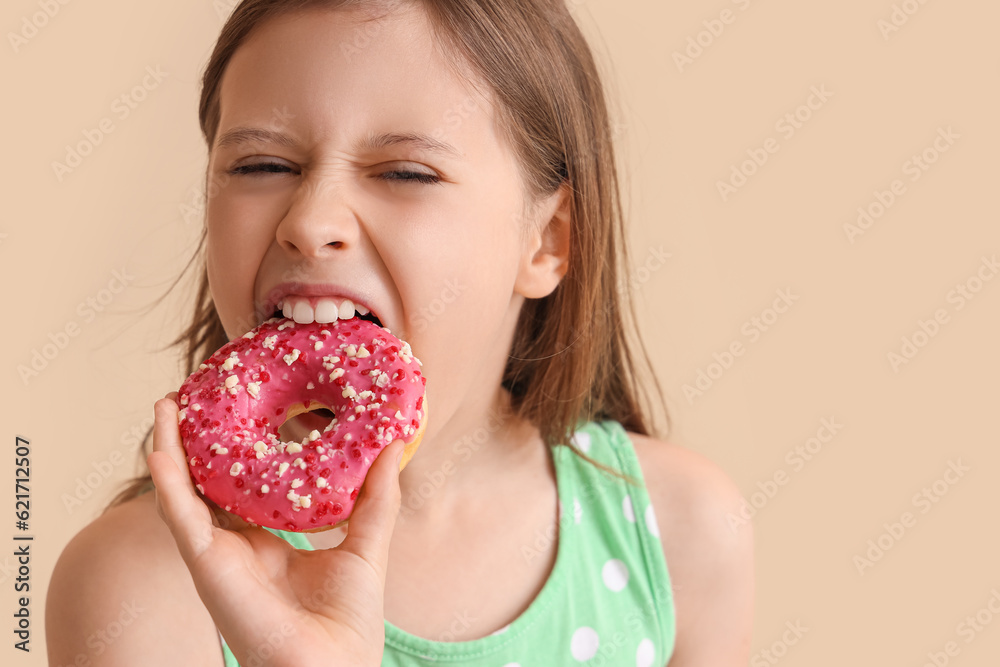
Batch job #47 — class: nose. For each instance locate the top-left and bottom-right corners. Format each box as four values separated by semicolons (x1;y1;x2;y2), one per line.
275;175;358;258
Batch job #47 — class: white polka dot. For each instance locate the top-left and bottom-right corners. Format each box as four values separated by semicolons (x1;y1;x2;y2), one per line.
572;430;592;453
645;503;660;538
622;495;635;522
571;626;600;661
602;558;629;592
573;497;583;524
636;638;655;667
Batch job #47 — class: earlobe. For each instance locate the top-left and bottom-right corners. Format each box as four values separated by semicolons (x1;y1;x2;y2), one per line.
513;182;572;299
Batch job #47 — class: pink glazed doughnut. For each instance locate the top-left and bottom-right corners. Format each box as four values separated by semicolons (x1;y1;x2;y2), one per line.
176;316;427;532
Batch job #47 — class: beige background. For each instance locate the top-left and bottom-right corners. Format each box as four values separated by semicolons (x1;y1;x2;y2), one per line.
2;0;998;665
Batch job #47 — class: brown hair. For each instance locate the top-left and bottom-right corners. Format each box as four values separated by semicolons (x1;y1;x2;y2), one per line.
103;0;670;513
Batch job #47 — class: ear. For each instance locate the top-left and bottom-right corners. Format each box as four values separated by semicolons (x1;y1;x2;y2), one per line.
514;182;572;299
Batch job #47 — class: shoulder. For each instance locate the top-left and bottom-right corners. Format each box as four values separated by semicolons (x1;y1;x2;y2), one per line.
625;430;754;666
46;491;224;666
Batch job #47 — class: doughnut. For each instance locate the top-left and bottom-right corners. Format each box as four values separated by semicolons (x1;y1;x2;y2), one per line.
175;316;427;532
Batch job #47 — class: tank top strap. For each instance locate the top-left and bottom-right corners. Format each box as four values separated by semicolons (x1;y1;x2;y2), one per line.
557;419;678;662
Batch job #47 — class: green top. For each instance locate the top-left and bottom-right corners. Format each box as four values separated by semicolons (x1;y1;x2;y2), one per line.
218;419;676;665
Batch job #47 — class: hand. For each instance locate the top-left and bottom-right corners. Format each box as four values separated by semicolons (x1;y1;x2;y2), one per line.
147;391;404;667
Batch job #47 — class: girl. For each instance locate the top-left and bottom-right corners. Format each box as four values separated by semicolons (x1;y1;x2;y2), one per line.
46;1;753;665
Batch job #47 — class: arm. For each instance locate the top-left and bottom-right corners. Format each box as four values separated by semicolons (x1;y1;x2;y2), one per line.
45;497;225;666
629;433;755;666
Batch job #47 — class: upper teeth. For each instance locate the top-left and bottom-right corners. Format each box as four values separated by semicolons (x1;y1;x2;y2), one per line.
278;296;372;325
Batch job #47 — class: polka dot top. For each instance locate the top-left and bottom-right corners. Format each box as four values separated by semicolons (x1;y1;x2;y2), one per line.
217;419;676;666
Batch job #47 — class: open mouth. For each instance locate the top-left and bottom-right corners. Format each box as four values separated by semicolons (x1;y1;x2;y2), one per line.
265;294;384;329
269;308;382;328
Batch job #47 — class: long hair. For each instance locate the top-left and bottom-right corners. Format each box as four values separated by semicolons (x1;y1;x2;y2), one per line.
103;0;670;513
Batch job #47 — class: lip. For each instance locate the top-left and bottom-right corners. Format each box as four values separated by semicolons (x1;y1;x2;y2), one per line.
256;282;382;328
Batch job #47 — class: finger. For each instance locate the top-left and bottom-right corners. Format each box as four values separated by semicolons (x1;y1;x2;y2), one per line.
340;439;405;574
148;397;217;562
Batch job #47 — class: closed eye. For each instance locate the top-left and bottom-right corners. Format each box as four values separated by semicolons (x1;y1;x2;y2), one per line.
228;162;441;185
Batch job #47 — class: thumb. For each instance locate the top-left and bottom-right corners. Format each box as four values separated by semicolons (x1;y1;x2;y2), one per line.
339;439;406;572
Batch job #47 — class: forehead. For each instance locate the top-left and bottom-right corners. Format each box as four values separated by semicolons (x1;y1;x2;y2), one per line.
215;4;496;158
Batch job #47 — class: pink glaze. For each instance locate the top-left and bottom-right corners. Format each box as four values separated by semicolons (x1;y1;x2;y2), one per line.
177;316;426;532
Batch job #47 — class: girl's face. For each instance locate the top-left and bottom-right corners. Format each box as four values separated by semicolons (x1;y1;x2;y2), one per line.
204;5;567;441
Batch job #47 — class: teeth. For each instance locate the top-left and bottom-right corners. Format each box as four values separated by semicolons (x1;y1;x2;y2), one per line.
314;298;339;323
275;296;375;326
291;300;314;324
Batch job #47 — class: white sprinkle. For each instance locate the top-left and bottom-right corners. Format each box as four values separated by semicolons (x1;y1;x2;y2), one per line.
308;430;321;441
316;478;328;488
189;456;200;467
242;330;255;339
277;462;290;476
230;462;243;476
277;321;295;331
247;381;261;398
376;372;389;388
299;495;312;508
285;442;303;454
263;335;278;350
329;368;345;381
342;385;357;399
260;484;269;493
290;478;304;489
395;410;405;420
319;454;329;461
222;357;237;371
286;490;300;503
225;375;239;389
345;344;358;357
356;344;370;358
253;441;268;453
283;349;301;365
314;341;323;351
306;382;315;390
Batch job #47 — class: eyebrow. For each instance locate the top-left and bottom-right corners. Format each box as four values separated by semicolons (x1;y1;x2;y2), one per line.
215;126;462;159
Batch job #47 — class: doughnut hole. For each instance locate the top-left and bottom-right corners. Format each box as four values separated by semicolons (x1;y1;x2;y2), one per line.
277;401;337;441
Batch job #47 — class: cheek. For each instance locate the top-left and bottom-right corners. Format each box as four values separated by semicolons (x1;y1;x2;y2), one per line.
206;198;273;337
